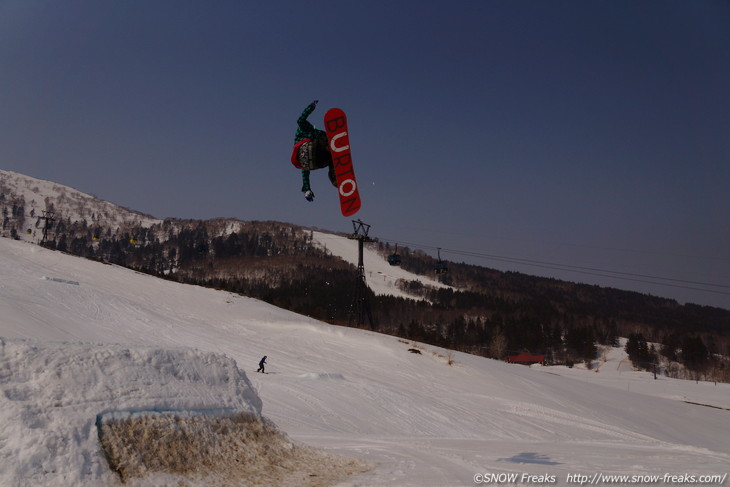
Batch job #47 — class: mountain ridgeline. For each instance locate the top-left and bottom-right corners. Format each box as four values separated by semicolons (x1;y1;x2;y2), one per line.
2;170;729;381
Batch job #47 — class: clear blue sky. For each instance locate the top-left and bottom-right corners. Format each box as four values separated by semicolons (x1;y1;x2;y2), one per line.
1;0;729;308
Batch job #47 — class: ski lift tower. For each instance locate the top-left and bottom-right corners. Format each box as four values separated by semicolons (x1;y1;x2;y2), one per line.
37;210;55;247
348;219;375;329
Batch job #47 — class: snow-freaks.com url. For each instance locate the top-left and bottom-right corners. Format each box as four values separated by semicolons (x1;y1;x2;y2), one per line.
565;472;728;485
473;472;728;485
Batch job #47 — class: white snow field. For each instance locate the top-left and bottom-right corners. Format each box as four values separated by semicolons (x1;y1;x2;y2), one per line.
311;230;451;298
0;237;729;487
0;169;160;231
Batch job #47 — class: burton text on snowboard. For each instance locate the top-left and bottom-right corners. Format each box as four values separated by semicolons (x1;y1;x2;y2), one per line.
324;108;361;217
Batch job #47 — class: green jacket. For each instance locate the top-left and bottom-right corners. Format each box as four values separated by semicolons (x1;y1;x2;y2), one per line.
294;103;328;193
294;103;326;143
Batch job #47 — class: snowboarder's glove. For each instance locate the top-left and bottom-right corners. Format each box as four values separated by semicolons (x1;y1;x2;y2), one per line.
308;100;318;110
304;190;315;202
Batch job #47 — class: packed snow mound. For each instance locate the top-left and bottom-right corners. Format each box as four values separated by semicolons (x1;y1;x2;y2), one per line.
96;410;366;487
0;338;363;487
0;339;258;485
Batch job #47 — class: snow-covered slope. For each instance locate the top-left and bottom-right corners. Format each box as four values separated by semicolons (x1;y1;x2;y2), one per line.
312;230;451;298
0;170;160;241
1;237;729;486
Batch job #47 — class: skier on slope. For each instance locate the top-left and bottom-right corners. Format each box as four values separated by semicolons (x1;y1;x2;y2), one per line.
257;356;267;373
291;100;336;202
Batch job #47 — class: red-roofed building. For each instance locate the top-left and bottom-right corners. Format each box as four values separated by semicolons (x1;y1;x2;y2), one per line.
507;353;545;365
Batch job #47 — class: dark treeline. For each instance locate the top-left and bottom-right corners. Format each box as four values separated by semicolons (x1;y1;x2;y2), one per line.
13;215;730;382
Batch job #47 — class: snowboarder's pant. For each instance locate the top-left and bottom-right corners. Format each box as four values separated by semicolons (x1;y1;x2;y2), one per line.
298;140;337;187
298;140;314;170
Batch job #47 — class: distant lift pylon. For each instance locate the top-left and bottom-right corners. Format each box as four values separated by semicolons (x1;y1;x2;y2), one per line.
435;247;448;274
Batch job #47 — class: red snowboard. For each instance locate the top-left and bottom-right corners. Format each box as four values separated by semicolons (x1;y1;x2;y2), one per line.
324;108;361;217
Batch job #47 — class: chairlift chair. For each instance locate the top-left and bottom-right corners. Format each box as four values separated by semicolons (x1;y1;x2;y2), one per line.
387;244;401;266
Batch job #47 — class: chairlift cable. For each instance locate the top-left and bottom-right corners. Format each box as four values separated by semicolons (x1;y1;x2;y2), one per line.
376;236;730;296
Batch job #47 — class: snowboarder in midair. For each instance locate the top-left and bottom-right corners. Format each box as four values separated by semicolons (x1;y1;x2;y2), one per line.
291;100;336;202
257;356;267;373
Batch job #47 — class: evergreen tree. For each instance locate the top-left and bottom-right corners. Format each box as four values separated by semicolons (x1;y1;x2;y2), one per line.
626;333;657;370
565;326;597;362
681;335;708;372
660;332;681;362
